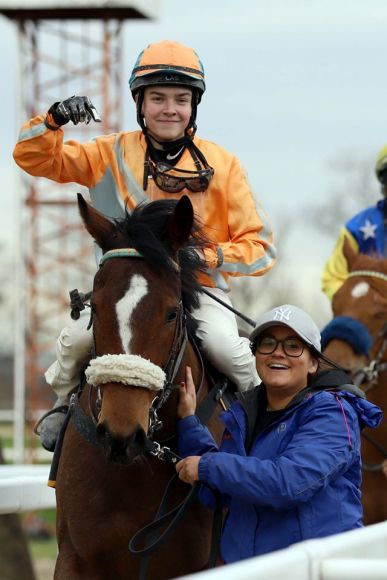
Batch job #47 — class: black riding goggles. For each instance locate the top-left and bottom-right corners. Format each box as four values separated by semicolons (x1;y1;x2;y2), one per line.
148;159;214;193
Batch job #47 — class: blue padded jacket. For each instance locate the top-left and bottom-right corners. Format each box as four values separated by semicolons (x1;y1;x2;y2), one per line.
177;371;383;563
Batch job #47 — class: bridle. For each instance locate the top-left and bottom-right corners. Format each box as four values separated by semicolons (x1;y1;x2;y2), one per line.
88;247;204;447
346;269;387;392
147;299;189;438
346;269;387;471
352;323;387;393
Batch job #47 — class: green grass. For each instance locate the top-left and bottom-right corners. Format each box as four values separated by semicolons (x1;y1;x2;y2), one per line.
23;509;58;560
29;537;58;560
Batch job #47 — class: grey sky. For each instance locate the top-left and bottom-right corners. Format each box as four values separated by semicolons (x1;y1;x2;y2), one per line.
0;0;386;332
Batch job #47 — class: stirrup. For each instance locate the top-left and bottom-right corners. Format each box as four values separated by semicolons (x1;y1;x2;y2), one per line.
33;405;69;436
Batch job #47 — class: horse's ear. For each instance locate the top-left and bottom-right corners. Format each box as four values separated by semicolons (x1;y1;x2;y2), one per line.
77;194;119;251
342;235;357;270
166;195;194;252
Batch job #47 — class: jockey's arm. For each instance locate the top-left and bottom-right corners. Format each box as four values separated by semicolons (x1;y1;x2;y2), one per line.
321;228;359;301
204;156;276;278
13;113;113;189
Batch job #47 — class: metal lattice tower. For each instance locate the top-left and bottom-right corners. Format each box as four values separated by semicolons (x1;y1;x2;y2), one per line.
0;2;158;461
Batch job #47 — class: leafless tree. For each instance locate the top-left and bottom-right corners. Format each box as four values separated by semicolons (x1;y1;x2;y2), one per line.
231;217;299;333
230;151;381;333
307;153;379;236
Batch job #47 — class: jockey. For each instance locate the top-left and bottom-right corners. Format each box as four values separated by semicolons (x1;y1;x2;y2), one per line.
321;145;387;300
13;40;277;450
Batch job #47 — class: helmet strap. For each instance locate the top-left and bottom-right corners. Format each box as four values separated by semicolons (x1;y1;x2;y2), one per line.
136;89;147;134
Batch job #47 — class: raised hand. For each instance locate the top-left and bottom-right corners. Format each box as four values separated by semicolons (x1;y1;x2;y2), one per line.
49;96;102;126
177;366;197;419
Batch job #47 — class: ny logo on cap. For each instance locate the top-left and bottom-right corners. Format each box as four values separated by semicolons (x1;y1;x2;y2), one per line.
273;306;292;322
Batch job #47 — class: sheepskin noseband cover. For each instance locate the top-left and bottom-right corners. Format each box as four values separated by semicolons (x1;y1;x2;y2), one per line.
85;354;166;391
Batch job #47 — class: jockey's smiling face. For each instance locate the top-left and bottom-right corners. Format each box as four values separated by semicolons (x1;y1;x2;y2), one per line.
255;326;318;407
141;86;193;143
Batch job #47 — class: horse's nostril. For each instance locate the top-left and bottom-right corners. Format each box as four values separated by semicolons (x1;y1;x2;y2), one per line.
132;425;147;448
96;422;109;445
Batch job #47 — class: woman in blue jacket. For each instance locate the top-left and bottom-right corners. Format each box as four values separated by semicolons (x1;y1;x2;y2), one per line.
176;304;383;563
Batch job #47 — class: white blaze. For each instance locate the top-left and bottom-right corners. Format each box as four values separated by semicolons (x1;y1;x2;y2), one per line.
116;274;148;353
351;281;370;298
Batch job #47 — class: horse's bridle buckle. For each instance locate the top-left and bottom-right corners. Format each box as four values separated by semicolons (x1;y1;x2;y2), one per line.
148;441;180;464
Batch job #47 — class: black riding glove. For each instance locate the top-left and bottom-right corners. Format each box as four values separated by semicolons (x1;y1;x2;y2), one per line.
48;96;102;126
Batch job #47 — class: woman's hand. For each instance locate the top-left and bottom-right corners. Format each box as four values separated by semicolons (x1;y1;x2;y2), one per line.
176;456;201;485
177;366;197;419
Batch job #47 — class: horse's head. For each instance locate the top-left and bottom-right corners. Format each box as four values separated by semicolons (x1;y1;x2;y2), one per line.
323;238;387;377
77;194;206;464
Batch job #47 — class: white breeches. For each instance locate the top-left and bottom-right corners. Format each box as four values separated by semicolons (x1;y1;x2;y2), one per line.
45;287;259;398
44;308;93;400
191;288;259;392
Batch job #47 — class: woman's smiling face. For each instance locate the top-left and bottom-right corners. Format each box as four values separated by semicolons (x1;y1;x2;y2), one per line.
255;325;319;400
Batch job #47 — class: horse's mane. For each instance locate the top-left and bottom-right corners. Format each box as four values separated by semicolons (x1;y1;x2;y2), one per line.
349;251;387;275
113;199;209;313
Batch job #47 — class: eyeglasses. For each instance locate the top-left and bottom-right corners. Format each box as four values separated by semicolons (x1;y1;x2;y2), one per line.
147;159;214;193
255;336;305;357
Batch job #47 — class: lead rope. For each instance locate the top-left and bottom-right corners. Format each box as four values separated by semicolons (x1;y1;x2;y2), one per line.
129;469;222;580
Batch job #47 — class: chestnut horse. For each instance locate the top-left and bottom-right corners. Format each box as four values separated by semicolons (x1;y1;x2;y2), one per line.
322;240;387;525
54;195;225;579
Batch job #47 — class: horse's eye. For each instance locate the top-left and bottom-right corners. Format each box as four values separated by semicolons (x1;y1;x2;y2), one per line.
166;310;178;323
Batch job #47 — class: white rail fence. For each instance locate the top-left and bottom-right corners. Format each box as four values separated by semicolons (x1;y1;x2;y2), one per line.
180;521;387;580
0;465;55;514
0;466;386;579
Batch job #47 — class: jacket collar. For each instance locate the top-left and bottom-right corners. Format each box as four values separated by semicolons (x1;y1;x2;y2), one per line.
235;368;361;444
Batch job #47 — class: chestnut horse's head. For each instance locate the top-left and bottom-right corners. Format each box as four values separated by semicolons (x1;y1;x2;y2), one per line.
77;194;207;464
322;238;387;380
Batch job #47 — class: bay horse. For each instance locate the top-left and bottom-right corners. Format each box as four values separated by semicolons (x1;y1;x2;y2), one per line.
54;194;225;579
321;239;387;525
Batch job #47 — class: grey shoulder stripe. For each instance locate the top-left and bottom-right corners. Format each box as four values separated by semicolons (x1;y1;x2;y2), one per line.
220;252;276;275
89;166;125;220
207;270;229;291
114;135;148;204
18;122;47;142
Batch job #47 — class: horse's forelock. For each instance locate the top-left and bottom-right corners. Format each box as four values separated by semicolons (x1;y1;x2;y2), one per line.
112;200;208;312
